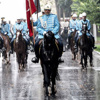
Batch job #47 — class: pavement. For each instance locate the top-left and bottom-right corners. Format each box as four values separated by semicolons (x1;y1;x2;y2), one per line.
0;50;100;100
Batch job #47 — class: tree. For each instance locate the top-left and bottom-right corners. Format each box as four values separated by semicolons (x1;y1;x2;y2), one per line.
71;0;100;24
56;0;72;17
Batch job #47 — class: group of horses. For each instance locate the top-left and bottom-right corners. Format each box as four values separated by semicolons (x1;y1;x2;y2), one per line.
0;30;60;99
69;23;93;69
0;30;28;70
0;22;94;99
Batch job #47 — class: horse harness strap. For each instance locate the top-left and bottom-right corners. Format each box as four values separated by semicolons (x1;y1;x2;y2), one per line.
55;40;59;51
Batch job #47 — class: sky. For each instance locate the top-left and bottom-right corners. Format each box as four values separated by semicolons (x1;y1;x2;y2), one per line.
0;0;41;24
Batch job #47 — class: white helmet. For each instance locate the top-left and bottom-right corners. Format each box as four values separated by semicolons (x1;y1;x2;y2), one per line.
60;18;63;20
44;4;51;10
82;12;86;16
79;14;82;18
73;14;77;18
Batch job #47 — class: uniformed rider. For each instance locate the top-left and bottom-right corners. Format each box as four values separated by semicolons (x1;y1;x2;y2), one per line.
75;12;96;49
31;4;64;63
67;14;78;49
10;19;29;54
1;20;12;39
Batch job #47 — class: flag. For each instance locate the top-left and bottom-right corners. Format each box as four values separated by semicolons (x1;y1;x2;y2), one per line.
34;0;41;13
26;0;36;37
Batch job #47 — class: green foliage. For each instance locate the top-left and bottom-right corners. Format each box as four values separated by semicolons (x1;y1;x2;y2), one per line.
57;0;72;12
95;45;100;52
71;0;100;24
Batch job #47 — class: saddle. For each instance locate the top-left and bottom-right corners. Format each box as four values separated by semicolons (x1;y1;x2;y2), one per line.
39;39;59;54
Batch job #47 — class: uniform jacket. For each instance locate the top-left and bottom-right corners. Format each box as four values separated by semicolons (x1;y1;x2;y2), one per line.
36;14;60;39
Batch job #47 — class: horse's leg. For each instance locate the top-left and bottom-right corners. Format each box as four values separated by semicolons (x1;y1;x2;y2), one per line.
81;51;84;69
84;52;87;69
90;50;93;67
6;52;10;64
43;65;50;98
51;66;57;97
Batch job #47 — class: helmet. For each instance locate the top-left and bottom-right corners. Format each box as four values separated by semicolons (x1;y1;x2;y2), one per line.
44;4;51;10
73;14;77;17
82;12;86;16
79;14;82;18
60;18;63;20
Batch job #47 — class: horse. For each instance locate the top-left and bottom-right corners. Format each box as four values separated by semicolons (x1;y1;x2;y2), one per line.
14;30;28;70
0;33;11;64
39;31;59;99
77;23;93;69
61;27;68;50
70;29;77;60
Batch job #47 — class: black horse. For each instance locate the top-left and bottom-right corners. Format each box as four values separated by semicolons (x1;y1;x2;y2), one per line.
61;27;68;48
39;31;59;99
70;29;77;60
78;23;93;69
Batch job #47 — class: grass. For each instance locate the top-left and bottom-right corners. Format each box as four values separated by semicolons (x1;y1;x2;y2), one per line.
97;37;100;41
95;45;100;52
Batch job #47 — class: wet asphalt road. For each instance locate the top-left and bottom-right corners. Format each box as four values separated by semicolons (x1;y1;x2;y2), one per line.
0;50;100;100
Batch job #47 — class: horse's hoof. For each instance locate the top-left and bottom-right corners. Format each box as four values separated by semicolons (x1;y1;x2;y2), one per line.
51;94;56;98
72;58;75;60
45;96;50;100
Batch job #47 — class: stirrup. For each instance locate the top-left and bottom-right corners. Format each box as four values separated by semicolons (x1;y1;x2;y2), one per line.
58;58;64;63
31;57;39;63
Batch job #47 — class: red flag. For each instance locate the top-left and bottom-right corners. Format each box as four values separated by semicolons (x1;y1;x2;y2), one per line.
26;0;36;37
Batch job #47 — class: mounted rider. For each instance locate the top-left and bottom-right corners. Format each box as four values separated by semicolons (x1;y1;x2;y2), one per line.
67;13;78;49
74;14;83;50
10;18;29;54
75;12;96;50
31;4;64;63
1;20;12;39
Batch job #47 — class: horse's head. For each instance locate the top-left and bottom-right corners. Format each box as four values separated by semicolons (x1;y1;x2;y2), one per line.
82;23;88;34
16;30;22;42
44;31;55;50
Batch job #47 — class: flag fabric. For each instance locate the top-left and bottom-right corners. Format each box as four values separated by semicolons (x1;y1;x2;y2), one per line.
26;0;36;37
34;0;41;13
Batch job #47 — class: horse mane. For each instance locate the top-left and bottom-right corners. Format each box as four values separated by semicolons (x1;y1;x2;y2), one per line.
40;31;58;63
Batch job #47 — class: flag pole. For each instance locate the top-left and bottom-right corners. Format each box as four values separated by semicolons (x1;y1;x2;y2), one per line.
37;0;38;19
29;0;35;44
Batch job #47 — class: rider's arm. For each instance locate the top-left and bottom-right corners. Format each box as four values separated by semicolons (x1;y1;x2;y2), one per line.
87;20;91;31
52;15;60;34
13;25;16;34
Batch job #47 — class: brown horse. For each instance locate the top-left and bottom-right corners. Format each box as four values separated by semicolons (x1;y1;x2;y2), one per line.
14;30;28;70
70;29;78;60
0;33;11;64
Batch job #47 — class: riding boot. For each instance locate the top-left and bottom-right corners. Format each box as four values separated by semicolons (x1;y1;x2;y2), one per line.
31;40;40;63
92;37;97;49
67;36;70;49
57;38;64;63
10;41;13;54
31;51;39;63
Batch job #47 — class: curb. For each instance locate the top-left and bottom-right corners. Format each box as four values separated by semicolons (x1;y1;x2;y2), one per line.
94;50;100;55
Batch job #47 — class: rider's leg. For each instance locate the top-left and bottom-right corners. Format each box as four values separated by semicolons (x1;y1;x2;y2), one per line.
31;39;40;63
90;33;96;49
10;39;14;54
57;38;64;63
74;31;78;49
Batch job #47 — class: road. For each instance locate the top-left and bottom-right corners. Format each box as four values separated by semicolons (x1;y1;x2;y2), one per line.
0;50;100;100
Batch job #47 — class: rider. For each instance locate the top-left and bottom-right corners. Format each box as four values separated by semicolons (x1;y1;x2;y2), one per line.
10;19;29;54
74;14;83;50
1;20;12;40
60;18;64;35
67;14;78;49
76;12;96;49
31;4;64;63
